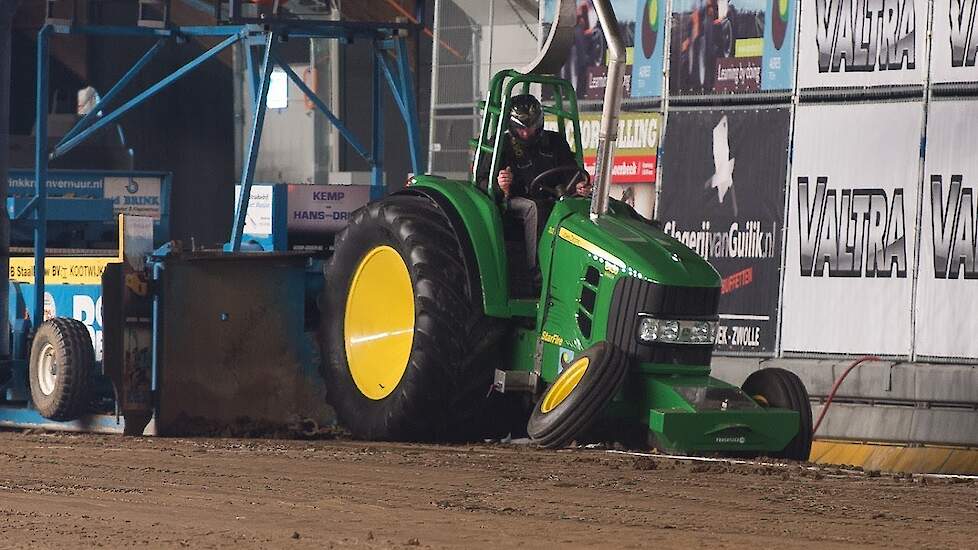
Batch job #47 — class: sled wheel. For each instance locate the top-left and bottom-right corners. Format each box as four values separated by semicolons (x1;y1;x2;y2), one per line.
322;195;504;441
29;317;95;421
527;342;629;448
742;368;814;461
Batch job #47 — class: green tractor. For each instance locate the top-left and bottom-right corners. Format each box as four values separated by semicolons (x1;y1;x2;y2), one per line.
319;1;812;459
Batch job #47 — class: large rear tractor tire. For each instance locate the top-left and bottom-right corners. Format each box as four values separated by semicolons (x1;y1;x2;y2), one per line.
322;195;504;441
742;368;814;461
29;317;96;421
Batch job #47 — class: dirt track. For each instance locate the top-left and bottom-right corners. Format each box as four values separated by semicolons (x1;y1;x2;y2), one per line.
1;431;976;549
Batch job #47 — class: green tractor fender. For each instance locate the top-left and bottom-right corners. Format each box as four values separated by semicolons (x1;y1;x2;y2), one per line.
397;177;514;318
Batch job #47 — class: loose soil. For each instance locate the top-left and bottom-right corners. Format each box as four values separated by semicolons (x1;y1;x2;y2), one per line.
1;431;976;549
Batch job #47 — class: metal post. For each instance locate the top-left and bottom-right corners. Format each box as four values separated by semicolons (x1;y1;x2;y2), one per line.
33;25;52;330
391;38;424;175
232;39;244;176
0;0;19;358
652;0;673;221
487;0;494;82
328;7;341;174
414;1;424;104
229;31;276;251
909;0;937;362
243;35;259;107
589;0;625;221
371;41;384;194
426;0;442;172
471;26;481;158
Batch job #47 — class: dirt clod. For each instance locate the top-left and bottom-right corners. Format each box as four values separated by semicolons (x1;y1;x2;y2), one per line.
632;457;658;471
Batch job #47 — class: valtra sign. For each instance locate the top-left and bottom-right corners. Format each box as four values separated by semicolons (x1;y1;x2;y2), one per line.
914;100;978;359
781;102;922;356
814;0;917;73
798;0;926;88
796;177;908;278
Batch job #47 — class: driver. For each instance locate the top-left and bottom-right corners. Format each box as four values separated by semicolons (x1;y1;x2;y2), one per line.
484;94;592;274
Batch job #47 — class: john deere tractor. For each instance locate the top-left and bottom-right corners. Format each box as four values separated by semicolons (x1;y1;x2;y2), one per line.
319;0;812;458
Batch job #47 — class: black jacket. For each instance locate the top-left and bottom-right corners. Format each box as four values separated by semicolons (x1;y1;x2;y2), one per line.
478;130;578;200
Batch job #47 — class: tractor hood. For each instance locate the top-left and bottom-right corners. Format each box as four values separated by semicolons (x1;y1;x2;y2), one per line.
554;200;720;288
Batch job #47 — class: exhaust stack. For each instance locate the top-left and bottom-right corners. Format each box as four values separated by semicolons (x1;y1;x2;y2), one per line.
589;0;625;221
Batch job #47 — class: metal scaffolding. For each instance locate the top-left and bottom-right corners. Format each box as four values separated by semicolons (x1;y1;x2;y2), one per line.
28;4;424;331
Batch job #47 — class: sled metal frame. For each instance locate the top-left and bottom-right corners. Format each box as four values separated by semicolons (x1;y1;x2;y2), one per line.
30;16;423;330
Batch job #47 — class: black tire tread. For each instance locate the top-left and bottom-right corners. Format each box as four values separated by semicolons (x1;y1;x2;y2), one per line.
322;194;505;442
742;368;813;461
29;317;95;421
529;343;629;449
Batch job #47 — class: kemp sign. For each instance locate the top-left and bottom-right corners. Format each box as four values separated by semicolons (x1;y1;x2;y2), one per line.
797;0;926;89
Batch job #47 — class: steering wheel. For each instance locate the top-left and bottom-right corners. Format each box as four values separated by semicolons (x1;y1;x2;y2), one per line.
527;165;592;199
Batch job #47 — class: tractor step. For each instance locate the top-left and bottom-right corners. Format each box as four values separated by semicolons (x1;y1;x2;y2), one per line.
493;369;538;394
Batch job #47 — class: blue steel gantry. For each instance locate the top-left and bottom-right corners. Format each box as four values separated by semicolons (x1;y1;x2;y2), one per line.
28;3;425;331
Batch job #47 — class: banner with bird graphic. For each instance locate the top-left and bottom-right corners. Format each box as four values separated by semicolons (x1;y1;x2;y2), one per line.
658;106;790;354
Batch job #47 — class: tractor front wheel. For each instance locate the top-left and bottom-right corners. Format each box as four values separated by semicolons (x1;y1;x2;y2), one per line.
742;368;814;461
321;195;503;441
527;342;629;448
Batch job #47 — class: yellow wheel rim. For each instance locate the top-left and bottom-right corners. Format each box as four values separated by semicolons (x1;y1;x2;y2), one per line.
540;357;590;413
752;394;770;407
344;245;415;400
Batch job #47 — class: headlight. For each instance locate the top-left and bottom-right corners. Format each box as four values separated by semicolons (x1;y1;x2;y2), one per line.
638;317;659;341
637;316;717;345
660;320;680;342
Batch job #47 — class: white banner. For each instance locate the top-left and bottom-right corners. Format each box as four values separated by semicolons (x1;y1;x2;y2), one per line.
932;0;978;84
234;184;275;236
781;102;923;355
797;0;927;89
915;100;978;359
287;184;371;234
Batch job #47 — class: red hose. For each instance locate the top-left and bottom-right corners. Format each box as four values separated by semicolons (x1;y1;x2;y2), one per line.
811;355;882;435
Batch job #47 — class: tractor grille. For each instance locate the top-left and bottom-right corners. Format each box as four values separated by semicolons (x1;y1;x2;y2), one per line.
606;277;719;366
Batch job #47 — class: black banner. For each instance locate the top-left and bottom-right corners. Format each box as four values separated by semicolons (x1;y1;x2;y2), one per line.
659;107;790;354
